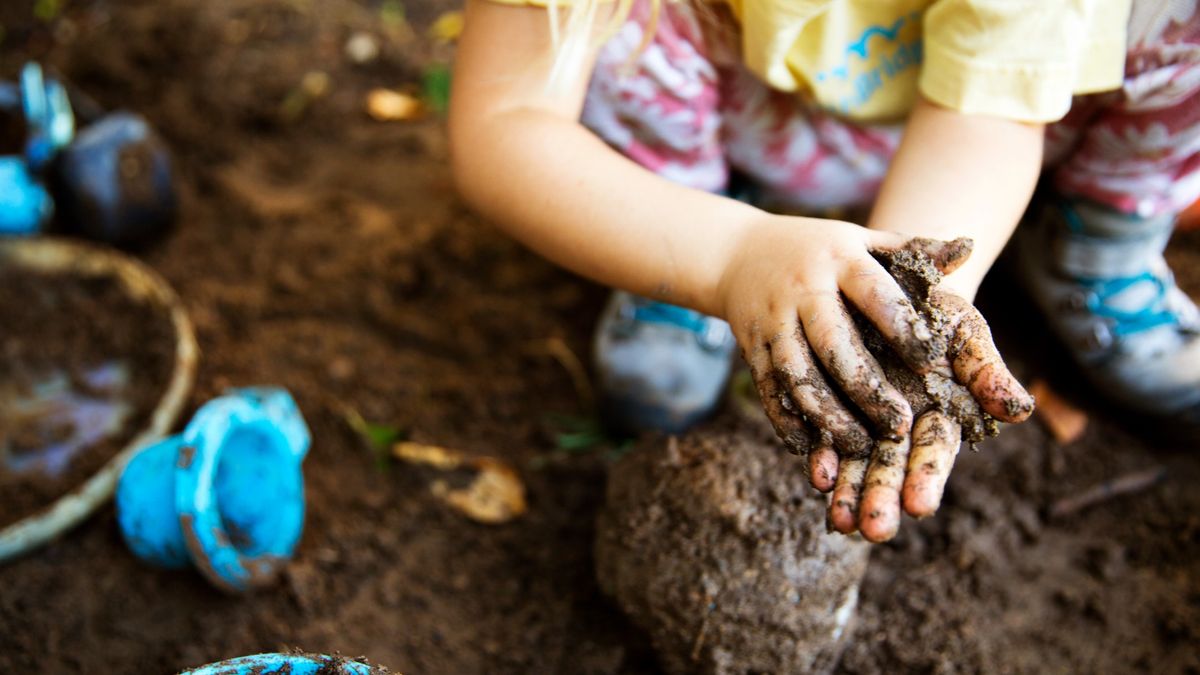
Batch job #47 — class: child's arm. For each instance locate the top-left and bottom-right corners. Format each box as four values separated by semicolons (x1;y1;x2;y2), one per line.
450;0;753;318
450;0;1032;539
868;96;1045;300
837;97;1043;534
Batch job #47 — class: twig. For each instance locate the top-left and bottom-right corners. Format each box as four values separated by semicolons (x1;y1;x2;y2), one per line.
523;336;595;410
691;598;715;662
1049;466;1168;519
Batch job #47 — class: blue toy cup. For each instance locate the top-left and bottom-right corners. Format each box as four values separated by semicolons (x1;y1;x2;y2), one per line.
181;652;377;675
0;157;53;234
116;388;310;592
0;62;73;235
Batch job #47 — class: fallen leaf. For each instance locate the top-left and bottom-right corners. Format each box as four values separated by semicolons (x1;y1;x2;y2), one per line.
433;458;527;524
422;64;452;114
366;88;424;121
379;0;407;31
393;442;527;523
341;406;405;472
1029;379;1088;444
429;10;464;44
392;441;463;469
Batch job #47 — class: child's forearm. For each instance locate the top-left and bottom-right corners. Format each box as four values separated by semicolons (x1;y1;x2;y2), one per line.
450;0;762;317
452;106;759;317
868;96;1045;299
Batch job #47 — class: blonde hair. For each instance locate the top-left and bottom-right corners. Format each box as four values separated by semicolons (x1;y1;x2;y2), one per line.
545;0;661;91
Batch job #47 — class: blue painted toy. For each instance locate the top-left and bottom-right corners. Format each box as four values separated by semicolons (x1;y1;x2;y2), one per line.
116;388;310;593
0;157;54;234
55;111;177;244
181;653;379;675
0;62;74;235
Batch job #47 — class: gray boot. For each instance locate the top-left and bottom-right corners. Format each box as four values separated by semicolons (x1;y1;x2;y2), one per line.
594;292;737;435
1016;198;1200;430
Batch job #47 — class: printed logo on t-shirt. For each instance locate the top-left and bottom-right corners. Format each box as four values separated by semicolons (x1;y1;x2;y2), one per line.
814;11;923;115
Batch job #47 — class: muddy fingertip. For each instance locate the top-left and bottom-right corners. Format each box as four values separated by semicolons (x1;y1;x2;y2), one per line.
979;372;1036;423
829;497;859;534
809;447;838;492
859;505;900;543
901;487;941;518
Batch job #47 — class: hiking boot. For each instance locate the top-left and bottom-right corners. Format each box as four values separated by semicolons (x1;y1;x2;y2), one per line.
594;291;737;434
1015;198;1200;433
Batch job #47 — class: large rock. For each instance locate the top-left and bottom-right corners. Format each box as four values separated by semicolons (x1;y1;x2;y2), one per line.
596;427;871;675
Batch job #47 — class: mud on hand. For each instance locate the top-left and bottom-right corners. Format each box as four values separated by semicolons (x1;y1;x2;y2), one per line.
757;237;1035;543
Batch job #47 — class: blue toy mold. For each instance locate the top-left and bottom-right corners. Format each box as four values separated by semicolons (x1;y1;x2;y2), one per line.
116;388;310;592
182;652;378;675
0;62;74;235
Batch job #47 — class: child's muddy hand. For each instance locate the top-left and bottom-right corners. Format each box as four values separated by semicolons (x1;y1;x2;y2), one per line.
827;246;1035;543
723;220;955;475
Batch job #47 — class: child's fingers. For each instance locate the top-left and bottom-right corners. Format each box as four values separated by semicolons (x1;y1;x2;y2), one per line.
744;339;813;455
829;456;868;534
809;440;839;493
939;293;1035;423
768;321;873;458
838;255;942;373
865;232;975;275
858;435;912;542
901;411;962;517
798;292;913;440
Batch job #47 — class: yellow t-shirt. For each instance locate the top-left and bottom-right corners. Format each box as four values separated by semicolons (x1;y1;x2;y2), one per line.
725;0;1131;122
488;0;1132;123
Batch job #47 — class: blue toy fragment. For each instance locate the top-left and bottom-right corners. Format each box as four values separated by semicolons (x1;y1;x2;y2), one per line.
116;388;310;592
0;62;74;235
19;62;75;170
181;653;377;675
0;157;53;234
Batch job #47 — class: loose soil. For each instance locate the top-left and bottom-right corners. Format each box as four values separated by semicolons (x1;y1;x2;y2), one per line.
0;266;176;529
0;1;1197;674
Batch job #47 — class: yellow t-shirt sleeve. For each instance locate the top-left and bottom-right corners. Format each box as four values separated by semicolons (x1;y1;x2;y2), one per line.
482;0;577;5
919;0;1131;122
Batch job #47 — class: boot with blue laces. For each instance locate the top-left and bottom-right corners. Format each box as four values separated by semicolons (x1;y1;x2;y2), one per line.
1016;198;1200;437
594;291;737;435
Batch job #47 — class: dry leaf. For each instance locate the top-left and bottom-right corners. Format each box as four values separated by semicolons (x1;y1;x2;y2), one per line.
393;441;463;469
366;88;424;121
433;459;527;524
429;11;464;44
394;442;527;524
1029;379;1088;444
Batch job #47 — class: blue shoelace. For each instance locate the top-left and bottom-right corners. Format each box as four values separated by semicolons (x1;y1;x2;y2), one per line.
1079;271;1180;338
1059;202;1182;338
632;301;710;334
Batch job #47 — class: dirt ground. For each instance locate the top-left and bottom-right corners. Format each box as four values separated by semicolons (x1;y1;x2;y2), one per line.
0;1;1197;673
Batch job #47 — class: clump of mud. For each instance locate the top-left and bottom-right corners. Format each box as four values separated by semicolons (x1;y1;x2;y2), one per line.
869;238;1004;444
595;427;870;675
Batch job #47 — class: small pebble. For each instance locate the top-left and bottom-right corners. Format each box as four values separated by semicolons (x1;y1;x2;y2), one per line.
328;356;355;382
345;31;380;64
